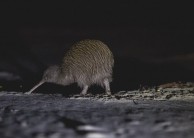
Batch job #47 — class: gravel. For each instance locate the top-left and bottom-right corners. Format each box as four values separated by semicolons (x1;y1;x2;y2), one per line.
0;82;194;138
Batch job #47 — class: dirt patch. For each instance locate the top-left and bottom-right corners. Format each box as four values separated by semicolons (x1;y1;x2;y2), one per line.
0;82;194;138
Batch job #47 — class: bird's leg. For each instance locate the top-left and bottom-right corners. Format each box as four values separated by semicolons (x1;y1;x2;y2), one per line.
81;85;89;95
103;78;111;95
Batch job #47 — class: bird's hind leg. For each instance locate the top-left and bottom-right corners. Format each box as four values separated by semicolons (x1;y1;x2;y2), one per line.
103;78;111;95
80;85;89;95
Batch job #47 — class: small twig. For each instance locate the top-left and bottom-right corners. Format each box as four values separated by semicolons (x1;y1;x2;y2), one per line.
133;99;138;105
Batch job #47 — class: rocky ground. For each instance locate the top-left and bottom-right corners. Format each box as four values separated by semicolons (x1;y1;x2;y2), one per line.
0;82;194;138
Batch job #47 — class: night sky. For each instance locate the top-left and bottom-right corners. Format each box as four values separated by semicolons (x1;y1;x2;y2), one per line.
1;1;193;28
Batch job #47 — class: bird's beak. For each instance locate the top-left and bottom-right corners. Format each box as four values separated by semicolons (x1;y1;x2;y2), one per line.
25;80;45;94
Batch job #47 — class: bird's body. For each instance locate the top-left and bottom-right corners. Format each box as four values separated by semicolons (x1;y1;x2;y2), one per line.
26;39;114;95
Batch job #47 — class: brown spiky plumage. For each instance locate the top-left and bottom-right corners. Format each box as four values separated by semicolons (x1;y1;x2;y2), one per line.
26;39;114;95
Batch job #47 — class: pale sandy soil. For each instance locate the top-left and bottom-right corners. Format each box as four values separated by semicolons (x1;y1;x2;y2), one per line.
0;82;194;138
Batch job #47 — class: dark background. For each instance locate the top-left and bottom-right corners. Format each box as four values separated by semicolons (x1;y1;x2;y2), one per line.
0;1;194;93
